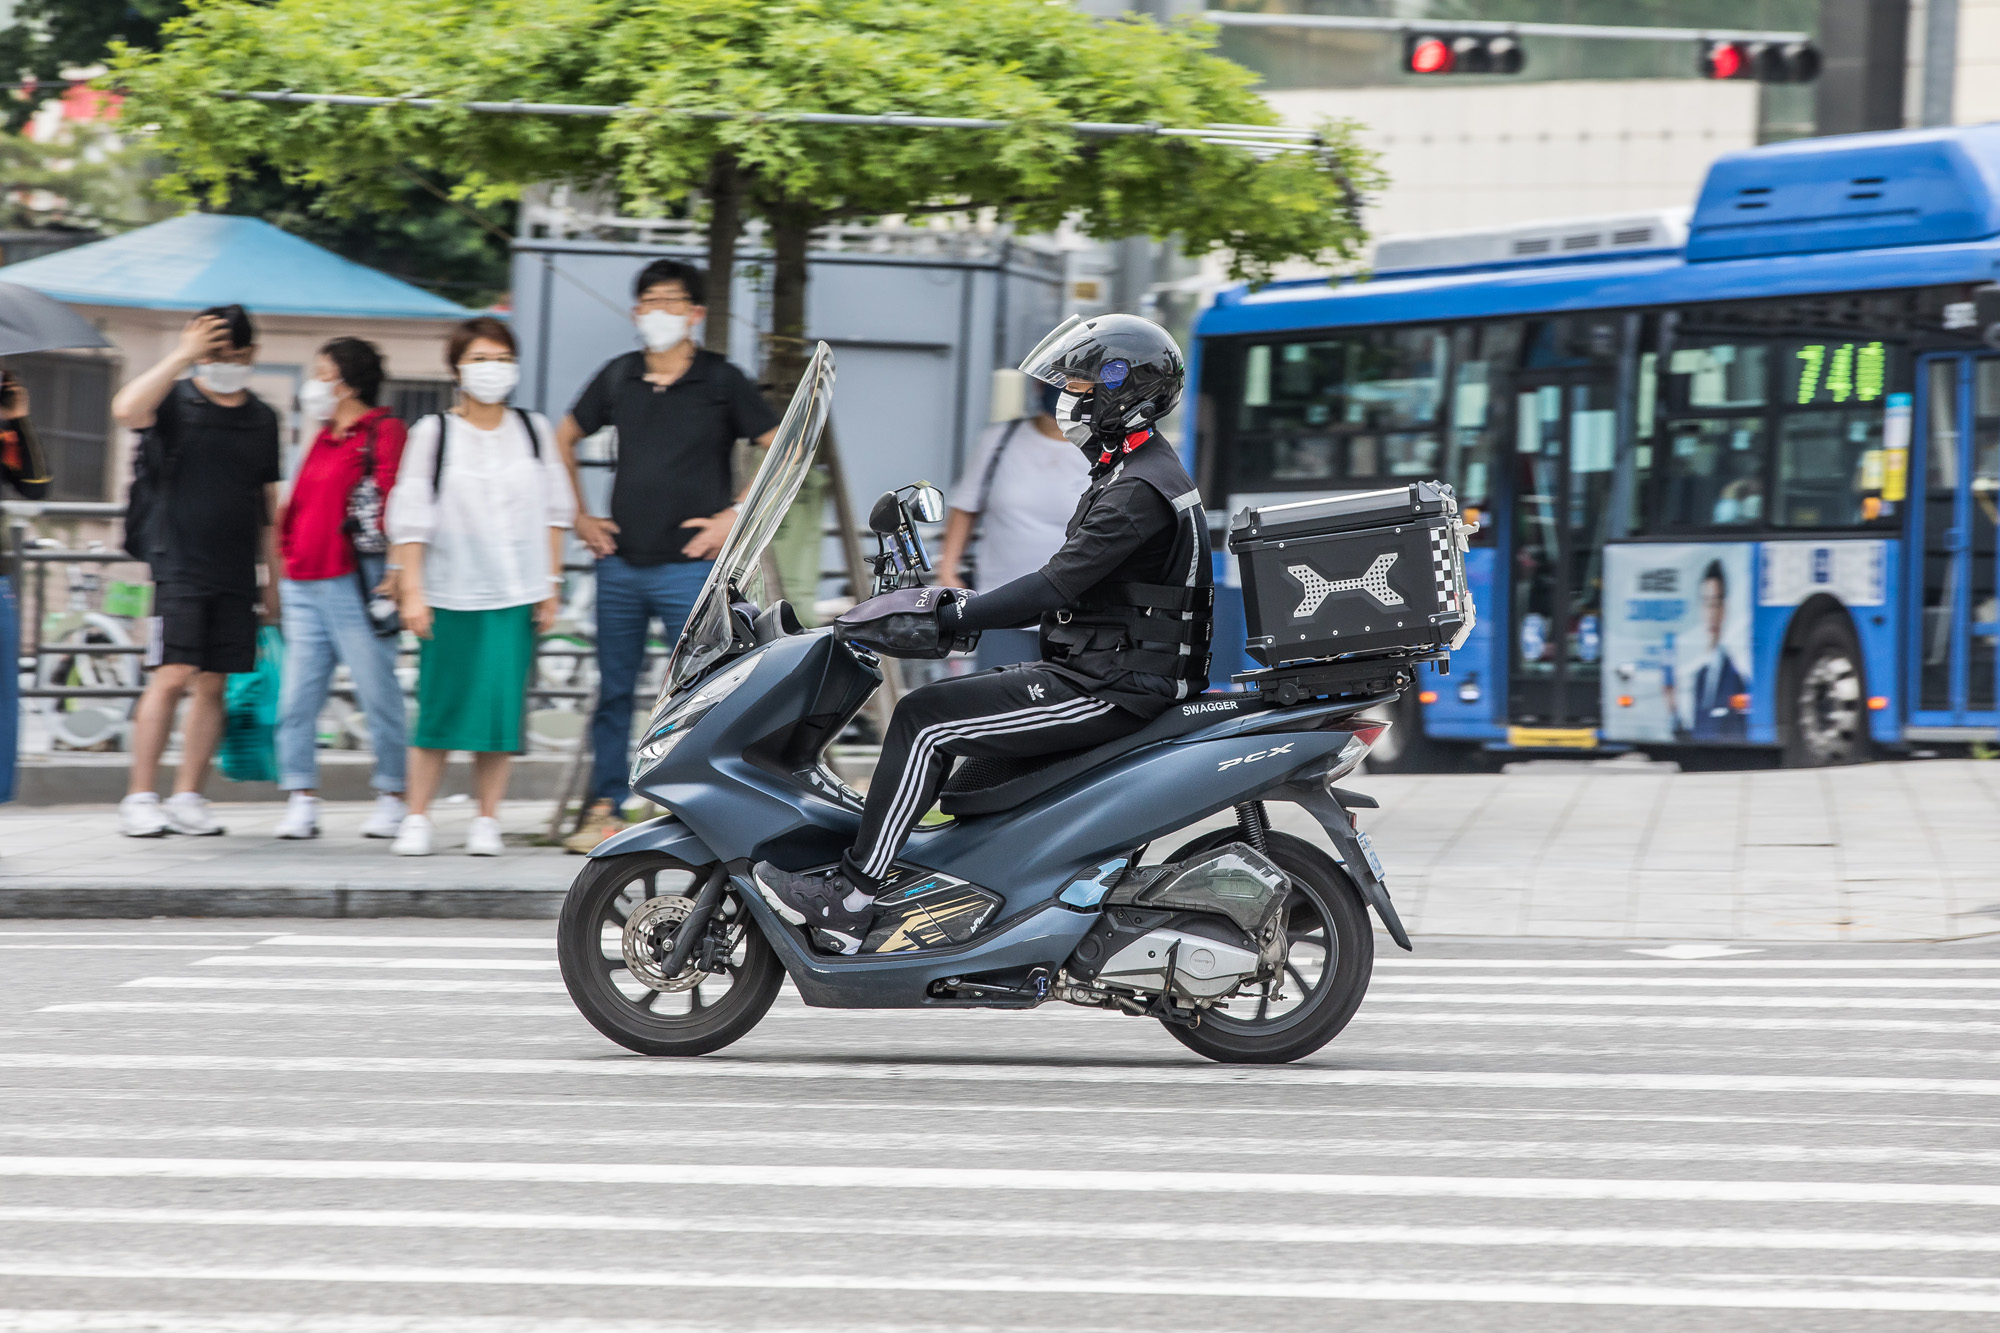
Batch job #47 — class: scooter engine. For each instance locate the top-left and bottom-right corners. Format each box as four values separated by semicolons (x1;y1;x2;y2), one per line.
1063;843;1290;1005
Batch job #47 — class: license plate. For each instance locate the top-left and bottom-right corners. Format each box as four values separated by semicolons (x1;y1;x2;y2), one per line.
1353;828;1387;883
1507;725;1599;750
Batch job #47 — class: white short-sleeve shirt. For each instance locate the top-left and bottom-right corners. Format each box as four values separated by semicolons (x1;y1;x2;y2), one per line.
385;409;575;611
947;418;1092;592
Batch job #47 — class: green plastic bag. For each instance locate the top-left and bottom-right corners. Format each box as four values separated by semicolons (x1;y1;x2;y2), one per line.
218;626;282;783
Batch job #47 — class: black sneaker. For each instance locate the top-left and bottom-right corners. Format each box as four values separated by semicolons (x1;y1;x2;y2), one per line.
751;862;875;955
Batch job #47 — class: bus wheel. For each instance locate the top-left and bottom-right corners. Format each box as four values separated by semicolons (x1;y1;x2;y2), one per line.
1783;618;1872;767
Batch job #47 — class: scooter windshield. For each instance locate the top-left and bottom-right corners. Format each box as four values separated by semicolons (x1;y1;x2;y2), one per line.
661;342;834;696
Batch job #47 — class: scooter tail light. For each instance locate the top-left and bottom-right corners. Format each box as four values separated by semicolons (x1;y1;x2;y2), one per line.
1322;725;1384;785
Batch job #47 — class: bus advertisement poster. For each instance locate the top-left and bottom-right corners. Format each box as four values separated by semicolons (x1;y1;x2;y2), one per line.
1603;543;1754;743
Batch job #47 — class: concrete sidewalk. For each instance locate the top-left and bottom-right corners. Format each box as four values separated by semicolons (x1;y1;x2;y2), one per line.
4;758;1999;939
0;798;572;918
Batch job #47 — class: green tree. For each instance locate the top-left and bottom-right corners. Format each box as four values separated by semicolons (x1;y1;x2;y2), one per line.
2;0;513;299
0;0;182;131
111;0;1380;389
0;121;169;231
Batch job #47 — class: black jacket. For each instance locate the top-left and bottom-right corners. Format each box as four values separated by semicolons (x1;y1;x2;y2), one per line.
954;432;1212;715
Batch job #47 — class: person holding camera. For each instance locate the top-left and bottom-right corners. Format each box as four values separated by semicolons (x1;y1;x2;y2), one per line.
272;337;410;840
1;368;50;500
1;365;51;807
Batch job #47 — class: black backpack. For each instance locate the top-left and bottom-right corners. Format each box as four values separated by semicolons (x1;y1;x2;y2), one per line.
122;383;194;563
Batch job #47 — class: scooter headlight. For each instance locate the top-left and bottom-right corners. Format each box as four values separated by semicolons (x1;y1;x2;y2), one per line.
630;653;762;782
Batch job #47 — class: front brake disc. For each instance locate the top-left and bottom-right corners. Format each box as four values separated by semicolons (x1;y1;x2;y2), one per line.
622;895;707;993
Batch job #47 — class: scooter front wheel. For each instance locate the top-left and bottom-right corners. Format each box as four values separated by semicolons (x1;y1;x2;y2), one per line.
1163;831;1373;1065
559;852;784;1056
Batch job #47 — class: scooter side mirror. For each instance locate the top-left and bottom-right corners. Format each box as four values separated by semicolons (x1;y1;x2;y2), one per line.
909;484;944;525
868;491;903;535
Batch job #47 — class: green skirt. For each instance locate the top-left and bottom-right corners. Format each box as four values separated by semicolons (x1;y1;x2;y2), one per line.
413;605;535;753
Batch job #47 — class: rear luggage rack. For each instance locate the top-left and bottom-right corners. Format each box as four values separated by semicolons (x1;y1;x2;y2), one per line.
1233;653;1444;708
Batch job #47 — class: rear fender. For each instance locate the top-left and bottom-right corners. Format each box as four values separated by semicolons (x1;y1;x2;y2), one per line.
587;814;716;864
1281;779;1413;951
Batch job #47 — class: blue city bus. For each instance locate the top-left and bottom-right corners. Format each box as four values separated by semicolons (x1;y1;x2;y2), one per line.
1190;123;2000;768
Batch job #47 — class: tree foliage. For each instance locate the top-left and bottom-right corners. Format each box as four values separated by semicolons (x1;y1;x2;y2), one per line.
0;0;183;130
112;0;1379;282
112;0;1380;388
0;122;169;231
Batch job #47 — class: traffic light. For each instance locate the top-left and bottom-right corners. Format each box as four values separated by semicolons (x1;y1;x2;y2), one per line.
1405;31;1526;76
1701;39;1821;83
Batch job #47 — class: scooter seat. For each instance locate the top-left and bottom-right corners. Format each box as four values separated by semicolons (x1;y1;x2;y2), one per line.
937;702;1236;818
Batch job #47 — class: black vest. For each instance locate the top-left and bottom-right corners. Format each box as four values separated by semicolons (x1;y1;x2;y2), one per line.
1039;438;1214;709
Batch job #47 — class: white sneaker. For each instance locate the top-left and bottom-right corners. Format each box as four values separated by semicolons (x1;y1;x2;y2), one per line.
275;793;321;840
465;816;504;857
119;792;171;838
360;794;408;839
163;791;224;836
392;814;433;857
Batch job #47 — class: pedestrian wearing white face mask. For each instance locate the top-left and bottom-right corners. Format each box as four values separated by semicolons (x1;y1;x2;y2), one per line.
383;317;573;858
553;259;780;853
110;304;282;838
271;337;410;841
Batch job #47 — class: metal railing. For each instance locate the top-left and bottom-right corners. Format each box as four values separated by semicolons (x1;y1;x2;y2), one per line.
4;503;667;709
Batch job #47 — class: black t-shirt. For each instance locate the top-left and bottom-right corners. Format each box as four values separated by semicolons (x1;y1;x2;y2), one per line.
148;379;282;597
569;350;781;566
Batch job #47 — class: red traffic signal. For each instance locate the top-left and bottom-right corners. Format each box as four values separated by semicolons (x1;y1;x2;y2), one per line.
1702;39;1820;83
1405;31;1526;76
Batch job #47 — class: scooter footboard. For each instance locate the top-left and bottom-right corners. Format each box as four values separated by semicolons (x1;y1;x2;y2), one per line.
731;872;1097;1008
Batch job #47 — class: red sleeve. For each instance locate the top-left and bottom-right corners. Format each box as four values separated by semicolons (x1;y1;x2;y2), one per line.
373;416;408;491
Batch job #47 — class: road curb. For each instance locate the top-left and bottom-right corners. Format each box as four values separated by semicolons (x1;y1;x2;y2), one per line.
0;884;565;919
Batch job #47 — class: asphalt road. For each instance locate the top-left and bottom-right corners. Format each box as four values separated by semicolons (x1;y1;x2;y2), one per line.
0;921;1997;1331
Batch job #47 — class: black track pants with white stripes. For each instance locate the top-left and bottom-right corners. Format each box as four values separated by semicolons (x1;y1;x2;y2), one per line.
845;665;1143;886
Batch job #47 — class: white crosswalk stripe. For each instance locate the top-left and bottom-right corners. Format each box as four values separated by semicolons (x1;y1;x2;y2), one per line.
7;928;2000;1327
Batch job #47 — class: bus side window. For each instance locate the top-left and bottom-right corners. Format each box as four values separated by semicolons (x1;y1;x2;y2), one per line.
1447;322;1520;541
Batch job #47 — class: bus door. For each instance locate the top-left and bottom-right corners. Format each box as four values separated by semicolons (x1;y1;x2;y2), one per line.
1508;370;1620;731
1909;353;2000;735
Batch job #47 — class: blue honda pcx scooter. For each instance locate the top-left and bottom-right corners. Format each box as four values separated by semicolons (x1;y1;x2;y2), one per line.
558;343;1426;1064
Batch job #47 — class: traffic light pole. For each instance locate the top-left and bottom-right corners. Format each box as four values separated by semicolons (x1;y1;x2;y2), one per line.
1201;13;1811;46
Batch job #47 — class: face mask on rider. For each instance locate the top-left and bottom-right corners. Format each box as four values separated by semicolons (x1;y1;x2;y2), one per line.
636;310;690;352
458;360;520;405
1054;388;1097;450
298;377;339;422
196;361;254;395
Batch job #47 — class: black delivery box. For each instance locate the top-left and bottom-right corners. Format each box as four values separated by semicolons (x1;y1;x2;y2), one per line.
1228;481;1475;669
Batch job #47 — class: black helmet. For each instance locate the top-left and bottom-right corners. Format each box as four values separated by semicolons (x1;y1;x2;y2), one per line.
1020;314;1184;451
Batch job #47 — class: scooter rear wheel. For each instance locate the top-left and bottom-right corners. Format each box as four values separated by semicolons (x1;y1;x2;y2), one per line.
559;851;784;1056
1162;831;1373;1065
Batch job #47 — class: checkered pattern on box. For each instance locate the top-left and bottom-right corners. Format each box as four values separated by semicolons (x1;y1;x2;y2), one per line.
1429;526;1458;612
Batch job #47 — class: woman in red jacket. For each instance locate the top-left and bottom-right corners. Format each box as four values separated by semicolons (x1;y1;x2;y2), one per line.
273;338;410;840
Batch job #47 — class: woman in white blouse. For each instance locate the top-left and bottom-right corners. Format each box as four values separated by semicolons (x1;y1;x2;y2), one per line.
384;317;575;856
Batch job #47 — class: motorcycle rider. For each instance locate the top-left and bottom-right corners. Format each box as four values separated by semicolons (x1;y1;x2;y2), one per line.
754;315;1213;953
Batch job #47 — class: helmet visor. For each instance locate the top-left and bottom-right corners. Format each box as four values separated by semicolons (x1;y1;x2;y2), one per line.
1019;314;1103;389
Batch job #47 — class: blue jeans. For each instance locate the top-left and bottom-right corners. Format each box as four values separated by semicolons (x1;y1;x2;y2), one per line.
276;574;409;793
590;554;711;804
0;577;16;805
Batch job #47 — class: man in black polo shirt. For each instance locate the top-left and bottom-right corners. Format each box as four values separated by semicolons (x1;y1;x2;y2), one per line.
556;259;779;850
